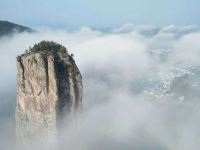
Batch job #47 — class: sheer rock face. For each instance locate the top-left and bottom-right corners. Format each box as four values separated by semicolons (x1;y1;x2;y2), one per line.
16;49;82;143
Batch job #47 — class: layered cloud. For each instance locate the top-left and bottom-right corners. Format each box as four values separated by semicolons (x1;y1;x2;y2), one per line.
0;25;200;150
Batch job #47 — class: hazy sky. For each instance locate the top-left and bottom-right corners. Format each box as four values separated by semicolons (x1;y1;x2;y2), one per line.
0;0;200;28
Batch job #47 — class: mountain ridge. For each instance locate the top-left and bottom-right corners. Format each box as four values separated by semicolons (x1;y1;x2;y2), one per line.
0;20;34;37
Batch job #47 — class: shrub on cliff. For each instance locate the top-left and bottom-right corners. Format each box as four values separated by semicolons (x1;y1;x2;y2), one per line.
30;41;67;54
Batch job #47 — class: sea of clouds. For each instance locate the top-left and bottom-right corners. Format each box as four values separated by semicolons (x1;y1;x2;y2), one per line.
0;24;200;150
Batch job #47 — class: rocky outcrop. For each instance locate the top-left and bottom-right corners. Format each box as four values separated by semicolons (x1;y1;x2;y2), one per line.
16;41;82;144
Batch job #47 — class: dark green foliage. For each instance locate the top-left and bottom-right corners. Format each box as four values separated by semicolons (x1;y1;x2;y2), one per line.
16;55;21;61
17;41;69;59
30;41;67;54
71;53;74;57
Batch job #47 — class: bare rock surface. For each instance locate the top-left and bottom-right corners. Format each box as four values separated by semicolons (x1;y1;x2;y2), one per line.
16;41;82;144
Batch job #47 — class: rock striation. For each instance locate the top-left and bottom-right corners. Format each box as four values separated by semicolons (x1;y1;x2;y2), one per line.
16;41;82;144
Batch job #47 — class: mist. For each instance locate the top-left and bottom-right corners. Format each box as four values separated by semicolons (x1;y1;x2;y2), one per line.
0;25;200;150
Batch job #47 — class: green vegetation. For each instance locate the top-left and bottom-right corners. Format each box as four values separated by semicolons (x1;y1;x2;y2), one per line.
16;41;69;60
30;41;67;54
16;55;21;61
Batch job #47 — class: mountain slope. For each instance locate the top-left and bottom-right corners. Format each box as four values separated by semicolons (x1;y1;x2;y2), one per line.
0;21;33;37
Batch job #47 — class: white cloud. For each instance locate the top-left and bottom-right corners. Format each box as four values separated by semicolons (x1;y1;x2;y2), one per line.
0;25;200;150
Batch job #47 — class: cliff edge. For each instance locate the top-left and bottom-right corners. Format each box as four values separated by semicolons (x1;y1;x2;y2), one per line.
16;41;82;143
